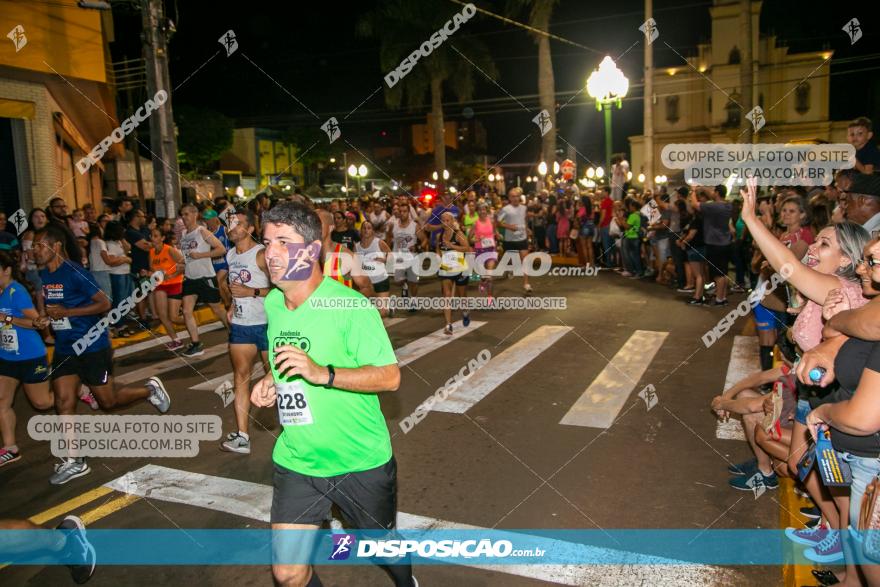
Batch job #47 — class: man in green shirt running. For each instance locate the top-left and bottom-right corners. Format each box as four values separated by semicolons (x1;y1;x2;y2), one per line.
251;202;415;587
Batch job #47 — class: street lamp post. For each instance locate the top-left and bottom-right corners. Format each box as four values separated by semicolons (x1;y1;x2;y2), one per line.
348;164;368;196
587;56;629;175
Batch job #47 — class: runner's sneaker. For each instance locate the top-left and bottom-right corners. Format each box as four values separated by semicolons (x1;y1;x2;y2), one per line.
0;447;21;468
729;470;777;491
79;386;99;410
462;313;471;327
50;458;91;485
165;339;184;351
620;271;634;277
676;287;696;293
687;297;707;306
146;377;171;413
57;515;96;584
713;299;730;306
727;458;758;476
804;530;844;564
523;284;533;295
220;432;251;455
785;523;829;546
182;341;205;357
444;324;453;336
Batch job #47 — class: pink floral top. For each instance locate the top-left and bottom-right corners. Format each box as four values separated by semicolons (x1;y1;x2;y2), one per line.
793;276;867;352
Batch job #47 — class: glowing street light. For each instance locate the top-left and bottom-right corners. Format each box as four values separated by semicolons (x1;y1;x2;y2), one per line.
587;55;629;172
348;164;367;194
538;161;548;176
442;169;449;180
586;167;595;178
627;171;632;181
488;173;496;182
553;161;560;175
637;173;646;183
596;166;605;179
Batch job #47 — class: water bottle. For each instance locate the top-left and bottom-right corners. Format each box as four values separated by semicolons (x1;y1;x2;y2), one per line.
809;367;826;384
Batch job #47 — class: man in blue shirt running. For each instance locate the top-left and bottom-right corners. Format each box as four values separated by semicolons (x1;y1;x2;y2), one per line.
32;225;172;485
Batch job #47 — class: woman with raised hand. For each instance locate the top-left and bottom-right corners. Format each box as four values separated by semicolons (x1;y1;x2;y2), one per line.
741;177;870;570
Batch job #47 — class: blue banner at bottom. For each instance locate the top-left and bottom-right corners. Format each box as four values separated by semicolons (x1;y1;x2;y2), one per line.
2;529;878;566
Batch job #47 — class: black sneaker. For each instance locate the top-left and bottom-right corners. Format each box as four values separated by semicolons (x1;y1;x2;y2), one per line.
801;505;821;520
57;515;96;584
713;299;730;306
182;341;205;357
687;297;706;305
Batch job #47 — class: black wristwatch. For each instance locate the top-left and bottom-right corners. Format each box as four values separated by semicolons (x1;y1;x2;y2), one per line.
253;287;260;297
326;364;335;387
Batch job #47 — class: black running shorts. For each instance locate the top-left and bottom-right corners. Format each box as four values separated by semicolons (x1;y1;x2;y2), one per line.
271;457;398;529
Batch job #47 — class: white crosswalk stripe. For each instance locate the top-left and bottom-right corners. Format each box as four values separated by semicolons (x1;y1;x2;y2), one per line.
114;322;225;358
715;336;760;441
115;343;228;386
428;325;572;413
559;330;669;428
394;320;486;367
188;317;407;391
105;464;742;586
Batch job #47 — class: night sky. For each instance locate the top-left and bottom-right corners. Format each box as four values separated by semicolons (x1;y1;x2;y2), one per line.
110;0;879;169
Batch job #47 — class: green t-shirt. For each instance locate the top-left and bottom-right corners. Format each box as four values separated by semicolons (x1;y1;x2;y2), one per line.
462;211;478;229
624;212;641;239
266;277;397;477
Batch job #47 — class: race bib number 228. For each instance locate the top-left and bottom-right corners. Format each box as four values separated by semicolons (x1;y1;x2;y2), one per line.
276;381;313;426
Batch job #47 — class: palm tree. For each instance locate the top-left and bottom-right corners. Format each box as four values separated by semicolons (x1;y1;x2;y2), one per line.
358;0;497;182
508;0;559;165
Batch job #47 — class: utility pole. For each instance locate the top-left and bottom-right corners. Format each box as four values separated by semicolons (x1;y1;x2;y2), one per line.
141;0;180;218
740;0;754;143
643;0;654;192
125;88;146;209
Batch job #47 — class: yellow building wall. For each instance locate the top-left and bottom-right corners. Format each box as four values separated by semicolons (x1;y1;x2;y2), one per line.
0;0;106;82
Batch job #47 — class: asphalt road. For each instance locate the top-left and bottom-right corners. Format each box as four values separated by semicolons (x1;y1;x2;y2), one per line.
0;270;782;586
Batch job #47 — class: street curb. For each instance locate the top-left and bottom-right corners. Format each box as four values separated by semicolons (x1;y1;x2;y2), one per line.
779;476;817;587
109;305;218;349
775;347;817;587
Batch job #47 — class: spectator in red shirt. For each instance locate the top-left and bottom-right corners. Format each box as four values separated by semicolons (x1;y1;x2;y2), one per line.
597;187;615;268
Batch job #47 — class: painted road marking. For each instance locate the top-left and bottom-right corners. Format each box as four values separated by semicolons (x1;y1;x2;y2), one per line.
715;335;760;441
190;364;266;391
189;319;406;391
115;322;225;358
27;486;114;525
560;330;669;428
105;465;742;586
395;320;486;367
79;493;142;525
429;325;572;413
115;343;229;386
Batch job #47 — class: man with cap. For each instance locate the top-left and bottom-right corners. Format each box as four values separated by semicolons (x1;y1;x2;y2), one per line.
842;173;880;236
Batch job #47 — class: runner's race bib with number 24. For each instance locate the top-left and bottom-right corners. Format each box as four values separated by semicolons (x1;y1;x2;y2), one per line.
276;381;313;426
